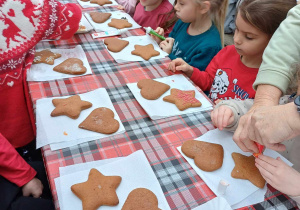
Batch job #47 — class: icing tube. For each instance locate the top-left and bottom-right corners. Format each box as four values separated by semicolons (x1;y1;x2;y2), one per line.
144;27;166;40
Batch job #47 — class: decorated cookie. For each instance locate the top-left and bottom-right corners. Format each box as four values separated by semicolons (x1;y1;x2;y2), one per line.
90;0;112;5
137;79;170;100
79;107;120;134
90;12;111;23
33;49;61;65
182;140;224;172
53;58;87;75
104;38;129;52
108;18;132;29
231;152;266;188
122;188;161;210
51;95;92;119
163;88;202;111
131;44;160;60
71;168;122;210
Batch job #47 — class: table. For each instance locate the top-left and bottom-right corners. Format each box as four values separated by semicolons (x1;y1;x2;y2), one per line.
28;4;299;210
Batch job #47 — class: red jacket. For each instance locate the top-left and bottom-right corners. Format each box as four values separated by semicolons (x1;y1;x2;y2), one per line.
0;0;81;187
190;45;258;103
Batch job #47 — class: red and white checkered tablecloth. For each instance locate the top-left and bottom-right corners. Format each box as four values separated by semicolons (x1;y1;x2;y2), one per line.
28;5;299;210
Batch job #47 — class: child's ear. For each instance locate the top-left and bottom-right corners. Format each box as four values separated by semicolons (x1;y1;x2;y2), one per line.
198;1;211;14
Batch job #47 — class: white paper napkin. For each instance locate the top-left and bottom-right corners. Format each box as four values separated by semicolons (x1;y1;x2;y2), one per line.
36;88;126;150
127;74;213;120
177;129;293;207
27;45;92;81
103;34;168;63
76;14;93;34
85;11;141;32
77;0;118;8
192;197;232;210
54;150;171;210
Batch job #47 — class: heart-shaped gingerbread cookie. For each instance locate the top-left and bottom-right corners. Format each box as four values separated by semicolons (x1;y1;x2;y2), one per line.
108;18;132;29
79;107;120;134
121;188;161;210
181;140;224;172
53;58;87;75
90;12;111;23
131;44;160;60
137;79;170;100
104;38;129;52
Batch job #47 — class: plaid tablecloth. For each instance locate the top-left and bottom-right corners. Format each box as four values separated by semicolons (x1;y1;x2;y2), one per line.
28;5;299;210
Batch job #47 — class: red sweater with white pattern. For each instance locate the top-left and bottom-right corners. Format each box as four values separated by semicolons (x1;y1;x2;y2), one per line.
0;0;81;187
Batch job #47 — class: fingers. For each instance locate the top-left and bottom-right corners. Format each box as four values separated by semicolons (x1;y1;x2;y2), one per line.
266;143;286;152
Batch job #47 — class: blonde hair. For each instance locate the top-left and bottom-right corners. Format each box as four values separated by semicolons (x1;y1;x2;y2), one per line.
196;0;229;47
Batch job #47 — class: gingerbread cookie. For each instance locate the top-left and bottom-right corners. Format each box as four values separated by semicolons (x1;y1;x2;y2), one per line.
33;49;61;65
131;44;160;60
104;38;129;52
53;58;87;75
51;95;92;119
90;0;112;5
108;18;132;29
76;25;87;33
79;107;120;134
90;12;111;23
122;188;161;210
71;168;122;210
163;88;202;111
182;140;224;172
231;152;266;188
137;79;170;100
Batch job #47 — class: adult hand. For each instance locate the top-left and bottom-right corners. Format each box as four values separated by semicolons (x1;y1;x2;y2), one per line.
211;105;234;131
255;155;300;197
234;103;300;153
168;58;193;77
150;27;165;44
22;177;43;198
159;37;174;54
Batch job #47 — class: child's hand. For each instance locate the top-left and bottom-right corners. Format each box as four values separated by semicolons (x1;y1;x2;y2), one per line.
211;105;234;130
255;155;300;197
116;5;125;10
168;58;193;77
22;177;44;198
159;37;174;54
151;27;165;44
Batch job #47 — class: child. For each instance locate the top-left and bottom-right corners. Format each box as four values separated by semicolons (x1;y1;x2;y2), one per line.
0;0;81;209
155;0;228;75
169;0;295;102
133;0;177;36
116;0;138;17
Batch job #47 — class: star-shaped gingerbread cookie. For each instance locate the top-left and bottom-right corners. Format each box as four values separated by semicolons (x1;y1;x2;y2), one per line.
108;18;132;29
90;0;112;5
51;95;92;119
163;88;202;111
33;49;61;65
71;168;122;210
231;152;266;188
131;44;160;60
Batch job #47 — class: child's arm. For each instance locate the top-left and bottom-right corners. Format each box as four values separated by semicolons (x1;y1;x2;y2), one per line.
116;0;137;16
255;155;300;205
212;99;254;131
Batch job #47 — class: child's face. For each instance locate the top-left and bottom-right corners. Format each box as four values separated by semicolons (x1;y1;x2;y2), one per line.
233;12;270;59
174;0;199;22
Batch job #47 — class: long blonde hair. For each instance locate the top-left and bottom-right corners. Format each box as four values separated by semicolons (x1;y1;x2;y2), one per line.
196;0;229;47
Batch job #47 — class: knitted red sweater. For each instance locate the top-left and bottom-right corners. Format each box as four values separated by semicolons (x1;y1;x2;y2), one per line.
0;0;81;187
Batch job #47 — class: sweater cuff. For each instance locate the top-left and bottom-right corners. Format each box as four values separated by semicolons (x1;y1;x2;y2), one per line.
253;69;291;95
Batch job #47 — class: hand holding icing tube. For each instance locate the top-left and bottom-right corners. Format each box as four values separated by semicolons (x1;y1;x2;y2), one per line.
144;27;166;40
253;142;265;158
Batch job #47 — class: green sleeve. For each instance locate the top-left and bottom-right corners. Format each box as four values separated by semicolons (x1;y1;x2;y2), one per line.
253;5;300;94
